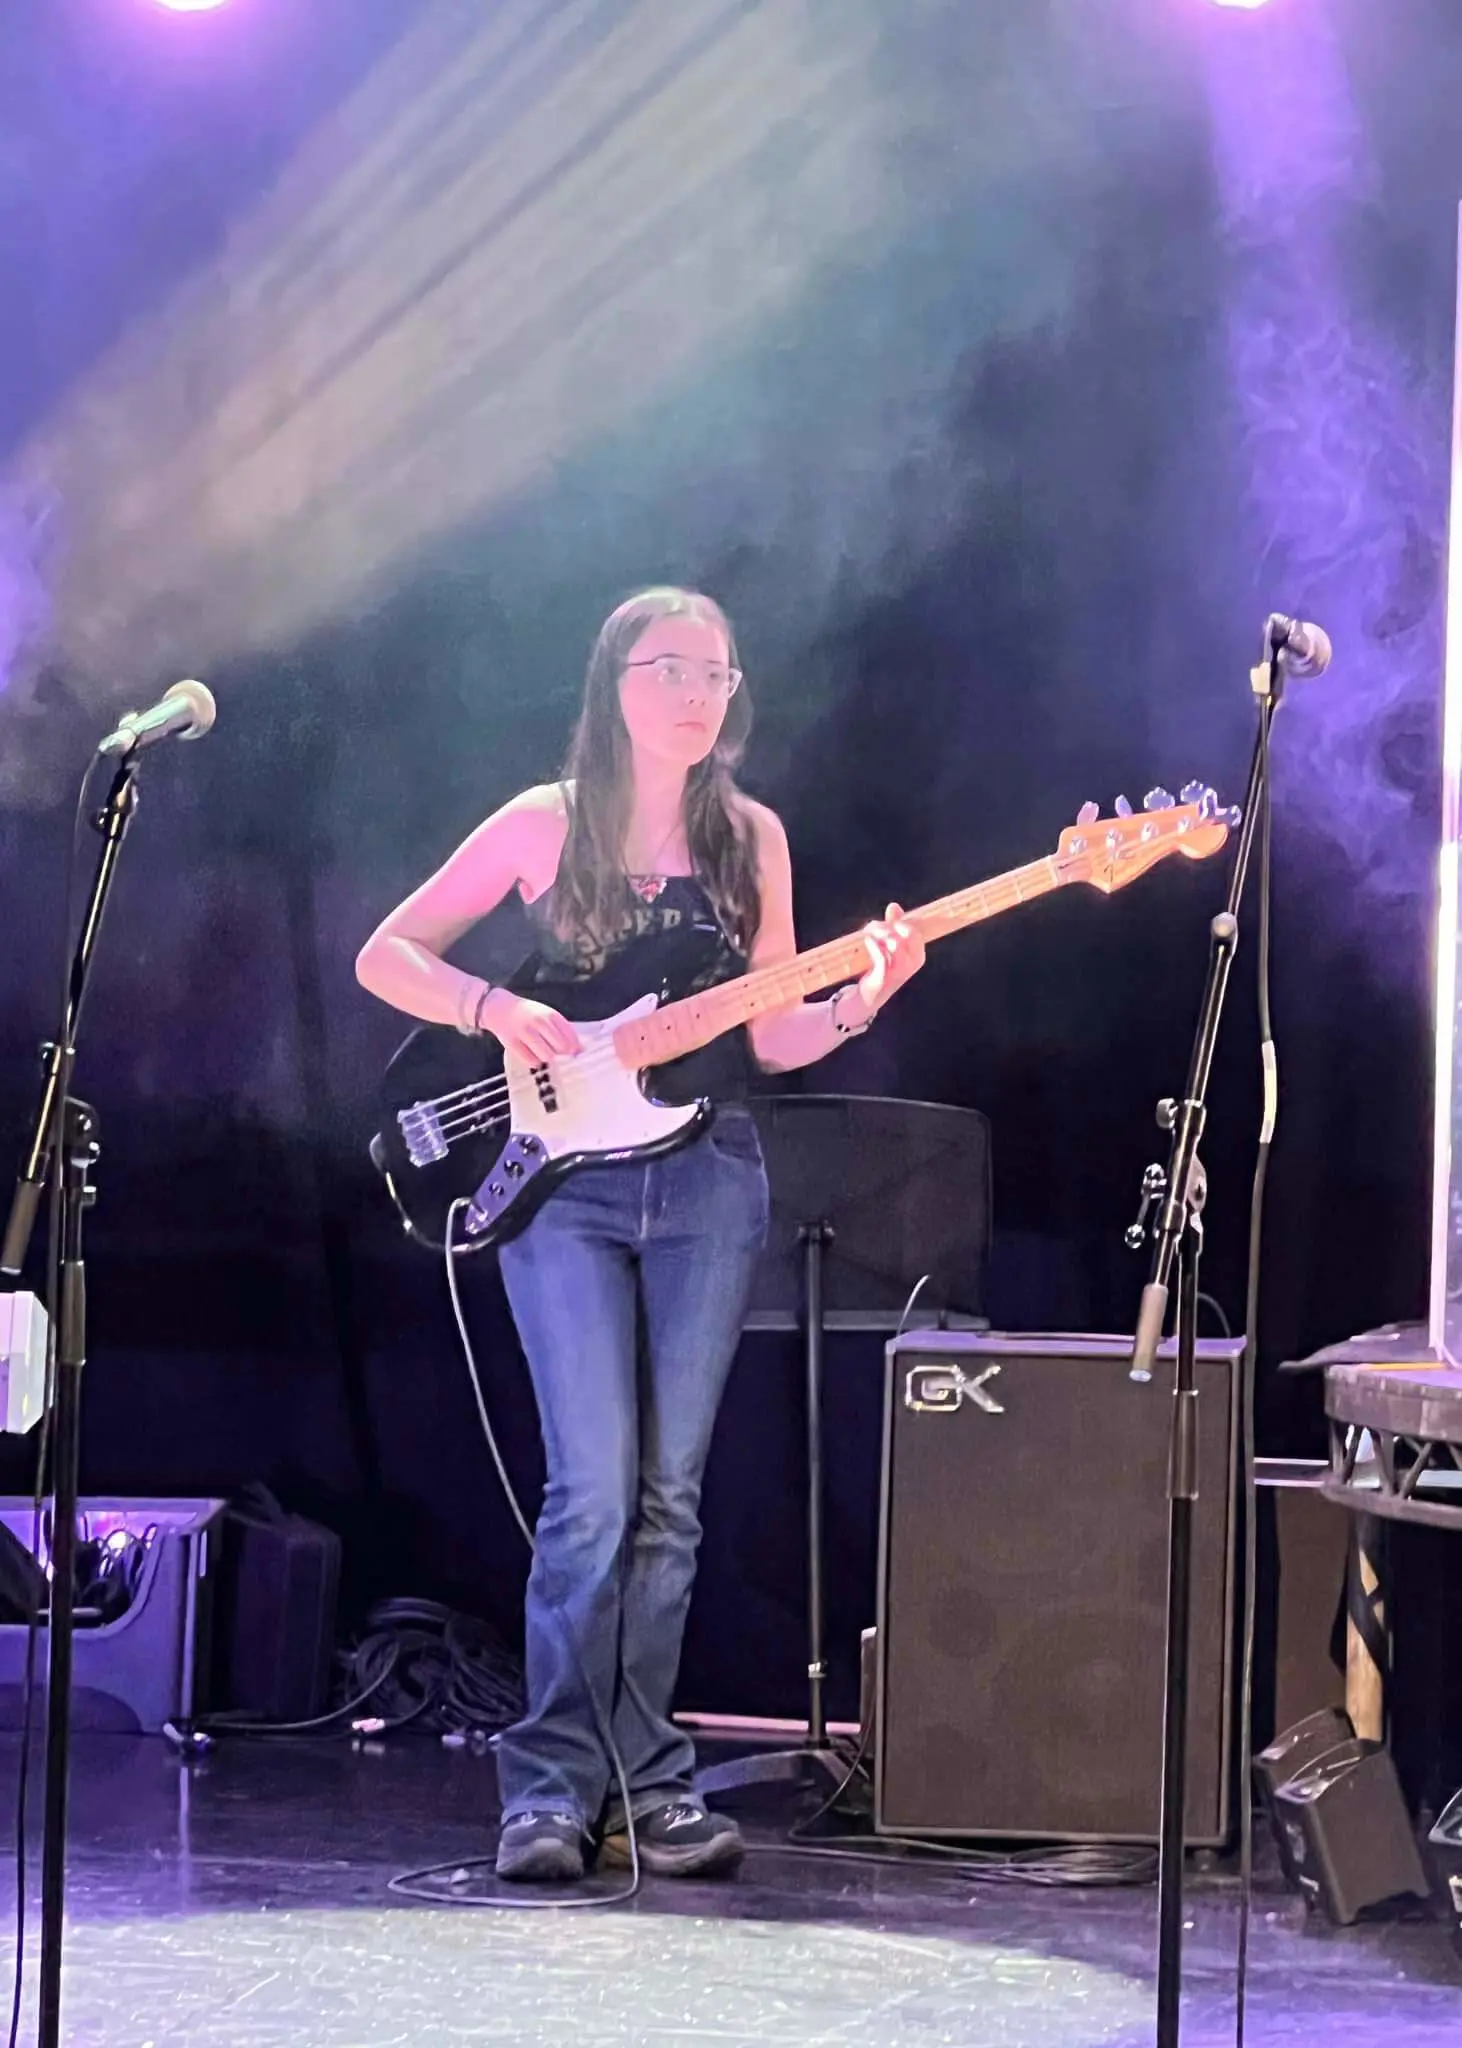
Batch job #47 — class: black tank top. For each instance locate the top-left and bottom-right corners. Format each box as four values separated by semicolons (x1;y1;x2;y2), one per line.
511;874;753;1106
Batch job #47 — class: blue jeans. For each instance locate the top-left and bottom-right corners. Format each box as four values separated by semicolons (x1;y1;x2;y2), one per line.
495;1107;768;1830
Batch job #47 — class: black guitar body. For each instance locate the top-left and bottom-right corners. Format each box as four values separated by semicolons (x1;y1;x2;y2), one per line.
372;914;727;1252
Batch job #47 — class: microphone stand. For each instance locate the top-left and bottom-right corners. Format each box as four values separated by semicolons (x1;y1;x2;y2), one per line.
1129;629;1284;2048
2;753;142;2048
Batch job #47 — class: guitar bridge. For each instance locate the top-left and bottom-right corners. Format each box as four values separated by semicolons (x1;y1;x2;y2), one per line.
398;1101;448;1168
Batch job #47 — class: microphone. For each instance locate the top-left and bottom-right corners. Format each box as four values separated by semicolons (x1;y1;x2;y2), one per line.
1266;615;1333;681
97;679;216;759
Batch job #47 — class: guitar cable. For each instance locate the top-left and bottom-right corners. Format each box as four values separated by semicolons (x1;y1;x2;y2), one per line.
386;1202;642;1909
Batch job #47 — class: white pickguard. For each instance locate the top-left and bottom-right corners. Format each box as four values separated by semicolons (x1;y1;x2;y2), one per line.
502;992;701;1160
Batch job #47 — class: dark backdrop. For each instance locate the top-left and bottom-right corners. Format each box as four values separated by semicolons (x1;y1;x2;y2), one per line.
0;0;1457;1754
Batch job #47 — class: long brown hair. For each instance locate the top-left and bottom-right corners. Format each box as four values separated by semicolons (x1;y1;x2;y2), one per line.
554;587;761;953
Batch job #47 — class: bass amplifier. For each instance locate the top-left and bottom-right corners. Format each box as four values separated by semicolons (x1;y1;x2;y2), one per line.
875;1331;1242;1844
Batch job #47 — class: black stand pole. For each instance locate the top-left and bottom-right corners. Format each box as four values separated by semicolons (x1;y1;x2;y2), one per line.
800;1221;834;1753
694;1219;843;1800
2;757;142;2048
1156;1216;1204;2047
1130;642;1283;2048
38;1098;99;2047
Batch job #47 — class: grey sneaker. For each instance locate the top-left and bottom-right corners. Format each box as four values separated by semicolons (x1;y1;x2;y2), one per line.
600;1801;744;1877
495;1810;586;1883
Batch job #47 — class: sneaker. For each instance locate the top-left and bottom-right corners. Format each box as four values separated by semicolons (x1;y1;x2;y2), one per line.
600;1801;744;1877
495;1810;586;1883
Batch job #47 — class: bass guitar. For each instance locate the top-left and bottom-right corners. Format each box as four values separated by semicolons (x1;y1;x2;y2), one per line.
373;784;1235;1252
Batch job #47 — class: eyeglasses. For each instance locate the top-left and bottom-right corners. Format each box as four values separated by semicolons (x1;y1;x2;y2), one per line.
623;655;742;697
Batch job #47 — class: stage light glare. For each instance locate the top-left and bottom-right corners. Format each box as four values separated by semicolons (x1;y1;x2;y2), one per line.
154;0;231;13
1210;0;1274;11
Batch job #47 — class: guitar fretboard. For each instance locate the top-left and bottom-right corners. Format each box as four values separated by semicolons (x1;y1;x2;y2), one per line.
613;856;1063;1068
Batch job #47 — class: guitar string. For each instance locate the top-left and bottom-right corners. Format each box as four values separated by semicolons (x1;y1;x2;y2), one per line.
400;833;1208;1182
408;933;867;1128
412;1037;659;1147
409;942;895;1150
404;950;857;1140
404;1025;673;1146
412;951;850;1146
415;976;821;1153
411;953;866;1148
403;859;1087;1150
401;849;1154;1151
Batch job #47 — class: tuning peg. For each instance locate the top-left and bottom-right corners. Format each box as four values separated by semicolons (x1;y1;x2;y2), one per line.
1076;801;1100;826
1179;780;1213;807
1143;788;1175;812
1114;794;1133;819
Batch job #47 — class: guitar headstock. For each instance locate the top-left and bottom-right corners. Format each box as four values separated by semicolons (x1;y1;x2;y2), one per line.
1055;785;1237;895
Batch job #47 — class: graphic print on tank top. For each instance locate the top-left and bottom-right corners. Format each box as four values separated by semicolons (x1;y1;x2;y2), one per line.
515;874;752;1105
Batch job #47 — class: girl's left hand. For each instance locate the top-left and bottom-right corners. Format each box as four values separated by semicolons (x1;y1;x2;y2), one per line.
855;902;927;1017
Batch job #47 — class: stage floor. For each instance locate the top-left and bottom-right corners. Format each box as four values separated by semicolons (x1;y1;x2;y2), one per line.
0;1735;1455;2046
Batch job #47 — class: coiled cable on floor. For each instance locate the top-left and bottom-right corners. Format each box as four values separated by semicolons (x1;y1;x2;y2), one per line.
200;1599;524;1741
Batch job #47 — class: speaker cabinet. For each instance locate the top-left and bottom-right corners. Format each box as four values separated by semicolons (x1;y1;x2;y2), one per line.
214;1493;342;1722
1254;1706;1355;1890
875;1332;1242;1844
1274;1739;1430;1924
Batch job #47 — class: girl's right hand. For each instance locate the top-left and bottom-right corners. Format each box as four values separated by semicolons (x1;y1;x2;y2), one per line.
477;989;582;1065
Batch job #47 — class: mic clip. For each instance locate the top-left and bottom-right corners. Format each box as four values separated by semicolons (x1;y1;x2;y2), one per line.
1253;615;1289;705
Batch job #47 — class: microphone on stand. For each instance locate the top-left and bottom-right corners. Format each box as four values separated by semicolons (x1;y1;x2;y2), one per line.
3;681;218;1279
97;679;216;759
1265;615;1333;680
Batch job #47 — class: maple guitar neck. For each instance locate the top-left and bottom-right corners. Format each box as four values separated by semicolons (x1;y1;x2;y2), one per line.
613;854;1062;1069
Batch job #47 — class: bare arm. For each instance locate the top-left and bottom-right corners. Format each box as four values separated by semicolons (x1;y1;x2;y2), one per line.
355;785;579;1055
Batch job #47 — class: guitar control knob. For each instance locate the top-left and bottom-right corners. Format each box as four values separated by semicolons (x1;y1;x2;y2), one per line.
505;1160;524;1179
489;1182;504;1199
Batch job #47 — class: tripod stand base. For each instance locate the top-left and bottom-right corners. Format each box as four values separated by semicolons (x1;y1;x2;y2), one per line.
694;1746;850;1801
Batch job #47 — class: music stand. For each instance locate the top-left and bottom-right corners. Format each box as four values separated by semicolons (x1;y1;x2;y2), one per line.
695;1094;991;1801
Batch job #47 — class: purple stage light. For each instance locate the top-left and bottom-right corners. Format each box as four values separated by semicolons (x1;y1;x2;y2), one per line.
1210;0;1274;11
153;0;231;13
